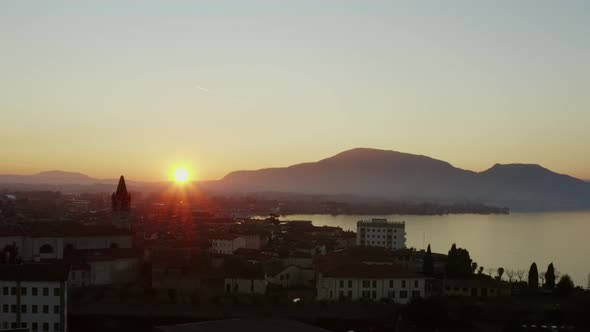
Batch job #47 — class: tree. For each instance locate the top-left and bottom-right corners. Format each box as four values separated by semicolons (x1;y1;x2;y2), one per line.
478;266;484;275
445;244;473;278
515;270;525;282
555;274;574;296
539;272;546;287
505;269;516;283
422;244;434;276
497;267;505;281
471;262;478;274
545;263;556;289
528;263;539;289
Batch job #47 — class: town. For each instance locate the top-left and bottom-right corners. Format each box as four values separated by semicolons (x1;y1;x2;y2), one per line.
0;177;587;332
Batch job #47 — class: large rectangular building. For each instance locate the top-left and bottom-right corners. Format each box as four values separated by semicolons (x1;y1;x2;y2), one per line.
0;263;69;332
356;219;406;250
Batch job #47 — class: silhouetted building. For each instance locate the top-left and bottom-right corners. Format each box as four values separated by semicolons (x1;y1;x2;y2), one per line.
111;176;132;229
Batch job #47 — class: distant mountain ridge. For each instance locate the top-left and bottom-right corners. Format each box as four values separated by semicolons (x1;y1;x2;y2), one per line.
1;148;589;210
210;148;590;211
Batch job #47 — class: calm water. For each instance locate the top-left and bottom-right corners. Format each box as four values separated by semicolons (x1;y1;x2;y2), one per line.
286;211;590;286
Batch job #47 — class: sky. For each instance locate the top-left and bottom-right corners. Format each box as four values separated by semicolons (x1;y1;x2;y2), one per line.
1;1;589;181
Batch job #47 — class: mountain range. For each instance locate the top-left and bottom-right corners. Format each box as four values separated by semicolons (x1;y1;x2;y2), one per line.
1;148;589;211
208;148;590;211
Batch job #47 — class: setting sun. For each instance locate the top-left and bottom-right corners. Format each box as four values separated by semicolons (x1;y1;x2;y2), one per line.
173;167;190;183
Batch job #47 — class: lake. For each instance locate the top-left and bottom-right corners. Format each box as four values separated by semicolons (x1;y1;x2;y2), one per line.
285;211;590;286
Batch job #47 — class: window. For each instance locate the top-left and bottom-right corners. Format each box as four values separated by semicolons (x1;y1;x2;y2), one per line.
32;287;38;296
11;304;16;313
43;287;49;296
362;280;370;288
32;322;38;331
43;305;49;313
372;280;377;288
54;305;60;314
43;323;49;331
2;287;8;295
53;287;60;296
339;280;344;288
400;290;408;298
22;322;28;329
2;304;8;313
371;290;377;299
361;290;370;298
54;323;60;331
339;290;344;299
348;290;352;298
388;290;395;298
11;287;16;295
32;305;38;313
11;323;17;329
412;290;421;298
21;305;26;313
401;280;406;288
414;280;419;288
21;287;27;295
389;280;394;288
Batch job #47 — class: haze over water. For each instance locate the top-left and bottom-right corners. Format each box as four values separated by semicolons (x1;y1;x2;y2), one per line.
287;211;590;286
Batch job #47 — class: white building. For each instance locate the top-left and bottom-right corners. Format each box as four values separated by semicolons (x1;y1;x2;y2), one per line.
210;235;247;255
316;263;426;304
0;263;69;332
356;219;406;250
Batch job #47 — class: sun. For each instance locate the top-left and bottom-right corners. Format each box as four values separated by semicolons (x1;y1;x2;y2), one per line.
173;167;190;183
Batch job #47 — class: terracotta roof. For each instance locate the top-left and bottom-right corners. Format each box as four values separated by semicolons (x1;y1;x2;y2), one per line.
0;263;70;282
323;263;423;279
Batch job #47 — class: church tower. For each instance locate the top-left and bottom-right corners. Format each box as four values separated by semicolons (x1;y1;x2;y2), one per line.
112;175;132;229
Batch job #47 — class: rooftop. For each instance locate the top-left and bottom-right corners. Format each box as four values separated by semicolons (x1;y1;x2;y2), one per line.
0;263;70;282
323;263;423;279
357;218;405;226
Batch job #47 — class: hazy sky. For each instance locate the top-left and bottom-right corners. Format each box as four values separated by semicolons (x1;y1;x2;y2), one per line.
1;1;589;181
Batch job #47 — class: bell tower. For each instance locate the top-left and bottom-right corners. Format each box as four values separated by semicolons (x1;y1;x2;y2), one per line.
112;175;132;229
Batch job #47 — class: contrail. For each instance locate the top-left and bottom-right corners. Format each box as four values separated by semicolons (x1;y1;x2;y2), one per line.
196;85;213;93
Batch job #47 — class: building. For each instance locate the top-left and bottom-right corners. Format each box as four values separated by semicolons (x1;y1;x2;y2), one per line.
210;235;247;255
0;263;69;332
356;218;406;250
316;263;426;304
0;224;132;262
441;278;511;297
66;248;140;287
111;176;132;229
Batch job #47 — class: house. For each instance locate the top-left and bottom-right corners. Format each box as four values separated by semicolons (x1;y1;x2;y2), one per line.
441;278;511;297
223;263;267;295
210;235;246;255
0;263;69;332
66;248;140;286
316;263;427;304
265;264;315;289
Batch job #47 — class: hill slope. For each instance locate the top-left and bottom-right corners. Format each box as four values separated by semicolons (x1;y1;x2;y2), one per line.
211;148;590;210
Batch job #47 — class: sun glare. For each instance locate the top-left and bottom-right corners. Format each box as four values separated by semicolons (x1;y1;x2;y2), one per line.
173;167;190;183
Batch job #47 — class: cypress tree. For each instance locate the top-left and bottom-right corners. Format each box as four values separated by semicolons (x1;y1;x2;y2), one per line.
446;243;458;277
528;262;539;289
545;263;556;289
423;244;434;276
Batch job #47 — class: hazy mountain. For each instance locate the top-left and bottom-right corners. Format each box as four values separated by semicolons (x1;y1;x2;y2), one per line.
0;170;99;185
209;148;590;211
